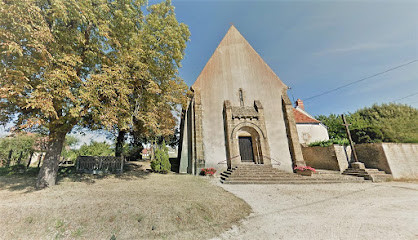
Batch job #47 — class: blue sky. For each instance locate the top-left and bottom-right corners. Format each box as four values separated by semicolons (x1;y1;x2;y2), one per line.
1;0;417;145
173;0;418;116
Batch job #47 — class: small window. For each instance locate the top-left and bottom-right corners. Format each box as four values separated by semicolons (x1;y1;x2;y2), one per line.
239;89;244;106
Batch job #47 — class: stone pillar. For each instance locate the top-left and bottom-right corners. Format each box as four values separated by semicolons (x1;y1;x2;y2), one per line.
193;90;205;173
281;90;306;167
254;100;271;165
223;100;234;169
178;100;191;174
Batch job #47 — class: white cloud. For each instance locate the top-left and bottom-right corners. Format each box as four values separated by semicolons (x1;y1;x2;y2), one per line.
313;42;406;56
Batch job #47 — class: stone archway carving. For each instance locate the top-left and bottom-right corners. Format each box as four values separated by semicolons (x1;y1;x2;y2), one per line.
223;100;271;168
231;122;266;140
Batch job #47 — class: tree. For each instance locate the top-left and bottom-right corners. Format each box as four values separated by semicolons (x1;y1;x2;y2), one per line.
61;135;80;162
150;140;170;173
111;0;190;157
316;114;345;139
78;141;113;156
317;103;418;144
0;133;39;166
0;0;189;188
0;0;117;188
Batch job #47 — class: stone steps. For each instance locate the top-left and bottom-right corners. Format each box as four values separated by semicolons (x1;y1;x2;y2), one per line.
222;179;363;184
342;167;392;182
220;165;366;184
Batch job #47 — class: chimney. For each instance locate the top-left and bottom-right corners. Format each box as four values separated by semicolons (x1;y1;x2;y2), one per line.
295;99;304;110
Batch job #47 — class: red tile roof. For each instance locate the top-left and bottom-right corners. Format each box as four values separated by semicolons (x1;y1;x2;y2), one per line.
293;108;320;124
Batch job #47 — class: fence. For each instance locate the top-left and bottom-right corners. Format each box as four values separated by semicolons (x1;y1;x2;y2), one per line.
76;156;124;173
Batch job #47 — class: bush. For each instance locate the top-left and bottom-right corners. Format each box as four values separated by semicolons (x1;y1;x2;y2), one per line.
308;138;349;147
150;141;171;174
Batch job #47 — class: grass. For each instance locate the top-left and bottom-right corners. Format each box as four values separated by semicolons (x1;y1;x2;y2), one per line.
0;163;251;239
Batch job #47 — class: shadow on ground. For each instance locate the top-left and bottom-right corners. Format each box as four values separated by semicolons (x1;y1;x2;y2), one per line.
0;162;151;193
0;175;37;193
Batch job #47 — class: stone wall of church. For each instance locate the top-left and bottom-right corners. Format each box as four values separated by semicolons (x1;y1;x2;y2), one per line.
192;38;295;172
179;26;304;174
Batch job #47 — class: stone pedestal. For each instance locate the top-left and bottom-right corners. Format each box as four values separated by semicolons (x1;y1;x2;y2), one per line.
351;162;365;170
295;169;313;176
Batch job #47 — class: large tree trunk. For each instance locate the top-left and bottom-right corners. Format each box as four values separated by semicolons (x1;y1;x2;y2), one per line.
36;130;67;189
115;130;126;157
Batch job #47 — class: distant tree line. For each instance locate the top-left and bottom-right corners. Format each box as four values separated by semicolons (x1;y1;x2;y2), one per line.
316;103;418;144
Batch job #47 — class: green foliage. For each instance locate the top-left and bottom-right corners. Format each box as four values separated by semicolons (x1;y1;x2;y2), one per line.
316;114;345;139
0;0;189;186
317;103;418;144
123;143;143;161
0;133;40;166
150;141;171;174
78;141;114;157
61;135;81;162
308;138;349;147
61;140;113;162
64;136;79;149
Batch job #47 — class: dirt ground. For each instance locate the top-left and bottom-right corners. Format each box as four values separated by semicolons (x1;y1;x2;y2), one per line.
0;166;251;240
213;181;418;240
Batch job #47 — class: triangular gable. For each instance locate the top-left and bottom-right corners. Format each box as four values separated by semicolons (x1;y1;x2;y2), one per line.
192;25;287;90
293;108;320;124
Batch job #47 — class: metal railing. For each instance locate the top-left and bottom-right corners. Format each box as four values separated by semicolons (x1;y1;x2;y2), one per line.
260;155;281;166
217;155;241;164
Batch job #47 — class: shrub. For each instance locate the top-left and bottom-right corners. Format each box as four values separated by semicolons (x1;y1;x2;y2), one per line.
308;138;349;147
150;141;171;174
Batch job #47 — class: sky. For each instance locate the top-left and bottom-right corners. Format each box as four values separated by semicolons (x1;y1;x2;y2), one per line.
1;0;417;145
173;0;418;116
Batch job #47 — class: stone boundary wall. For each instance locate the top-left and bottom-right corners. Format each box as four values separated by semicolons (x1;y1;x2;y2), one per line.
356;143;418;179
356;143;391;174
301;145;340;171
381;143;417;179
302;143;418;179
334;145;352;172
76;156;124;173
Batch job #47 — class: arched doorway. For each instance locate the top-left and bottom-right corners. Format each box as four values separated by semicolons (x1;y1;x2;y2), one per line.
223;100;271;168
237;126;263;164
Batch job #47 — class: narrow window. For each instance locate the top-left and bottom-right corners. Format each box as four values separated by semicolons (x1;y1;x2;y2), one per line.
239;89;244;106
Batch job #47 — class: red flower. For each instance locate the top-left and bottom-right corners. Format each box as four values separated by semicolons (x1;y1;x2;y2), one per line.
293;166;316;173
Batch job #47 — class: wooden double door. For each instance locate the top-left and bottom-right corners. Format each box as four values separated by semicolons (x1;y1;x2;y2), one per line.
239;137;254;162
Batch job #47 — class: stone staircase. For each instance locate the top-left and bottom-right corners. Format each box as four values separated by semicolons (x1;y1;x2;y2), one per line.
342;168;393;182
220;164;366;184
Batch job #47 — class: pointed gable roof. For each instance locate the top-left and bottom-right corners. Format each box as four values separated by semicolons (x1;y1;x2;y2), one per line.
293;108;320;124
192;25;287;90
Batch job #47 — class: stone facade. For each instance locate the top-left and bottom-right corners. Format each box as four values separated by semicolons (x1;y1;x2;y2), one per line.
177;26;305;174
223;100;271;168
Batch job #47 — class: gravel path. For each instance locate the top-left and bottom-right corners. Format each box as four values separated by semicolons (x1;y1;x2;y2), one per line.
213;182;418;240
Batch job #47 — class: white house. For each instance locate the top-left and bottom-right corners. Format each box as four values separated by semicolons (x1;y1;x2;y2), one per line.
293;99;329;145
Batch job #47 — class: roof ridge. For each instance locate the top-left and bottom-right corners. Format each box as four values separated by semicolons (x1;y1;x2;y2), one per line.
192;25;287;90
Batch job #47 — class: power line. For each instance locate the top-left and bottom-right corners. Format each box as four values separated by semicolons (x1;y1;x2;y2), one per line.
304;59;418;102
392;92;418;102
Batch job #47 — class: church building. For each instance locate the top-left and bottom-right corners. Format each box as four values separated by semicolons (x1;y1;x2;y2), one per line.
177;26;309;174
